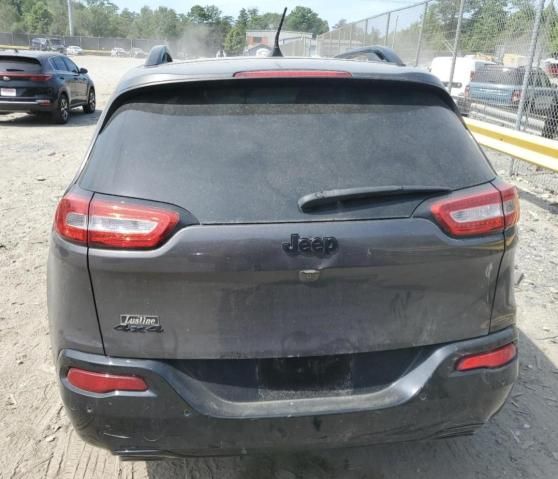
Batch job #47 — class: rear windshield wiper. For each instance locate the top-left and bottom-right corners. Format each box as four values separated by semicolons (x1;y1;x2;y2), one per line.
298;185;451;211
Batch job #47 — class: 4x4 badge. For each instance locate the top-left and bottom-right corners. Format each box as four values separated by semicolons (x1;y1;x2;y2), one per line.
282;234;338;255
115;314;163;333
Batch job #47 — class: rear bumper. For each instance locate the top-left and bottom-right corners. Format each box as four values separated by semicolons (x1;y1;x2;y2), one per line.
0;99;55;112
57;327;517;458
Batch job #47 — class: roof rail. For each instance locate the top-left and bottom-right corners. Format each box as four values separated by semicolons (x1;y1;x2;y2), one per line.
335;46;405;66
145;45;173;67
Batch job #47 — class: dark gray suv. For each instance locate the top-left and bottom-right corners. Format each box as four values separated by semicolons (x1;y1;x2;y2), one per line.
47;56;519;459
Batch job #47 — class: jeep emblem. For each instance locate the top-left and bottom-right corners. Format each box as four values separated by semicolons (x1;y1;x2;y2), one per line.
282;234;338;255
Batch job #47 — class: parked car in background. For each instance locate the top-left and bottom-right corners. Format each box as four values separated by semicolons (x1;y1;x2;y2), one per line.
430;56;494;115
0;51;95;124
130;47;147;58
66;45;83;56
31;37;66;54
542;56;558;82
335;45;405;66
111;47;129;57
48;54;519;459
465;65;558;115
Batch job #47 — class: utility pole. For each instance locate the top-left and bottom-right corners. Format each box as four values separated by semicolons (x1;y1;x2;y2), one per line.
447;0;466;96
67;0;74;36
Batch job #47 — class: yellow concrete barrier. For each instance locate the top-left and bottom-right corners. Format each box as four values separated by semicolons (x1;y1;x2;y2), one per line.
464;118;558;173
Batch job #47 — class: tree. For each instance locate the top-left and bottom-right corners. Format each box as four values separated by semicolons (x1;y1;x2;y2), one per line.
333;19;347;29
46;0;69;34
81;0;119;36
153;7;180;39
0;2;20;31
224;26;245;55
23;1;52;33
543;0;558;54
236;8;249;30
463;0;508;53
285;6;328;37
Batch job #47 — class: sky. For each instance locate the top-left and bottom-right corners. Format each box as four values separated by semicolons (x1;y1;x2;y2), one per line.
110;0;419;27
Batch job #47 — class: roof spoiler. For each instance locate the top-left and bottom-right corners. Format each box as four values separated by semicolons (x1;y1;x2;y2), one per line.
335;46;405;66
145;45;173;67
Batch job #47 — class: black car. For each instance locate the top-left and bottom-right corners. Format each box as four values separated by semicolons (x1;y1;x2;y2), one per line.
48;49;519;459
0;51;95;123
31;37;66;54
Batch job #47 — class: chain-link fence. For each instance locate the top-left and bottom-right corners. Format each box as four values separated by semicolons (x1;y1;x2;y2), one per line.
0;32;165;54
317;0;558;194
279;36;313;57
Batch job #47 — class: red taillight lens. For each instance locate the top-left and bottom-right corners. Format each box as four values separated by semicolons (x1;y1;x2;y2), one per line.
53;193;180;249
0;72;52;81
456;343;517;371
29;74;53;82
67;368;148;393
54;193;89;244
234;70;352;79
88;199;179;249
431;183;519;237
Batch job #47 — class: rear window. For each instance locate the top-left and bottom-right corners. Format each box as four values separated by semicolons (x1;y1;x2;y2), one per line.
80;80;495;223
473;66;523;85
0;56;42;73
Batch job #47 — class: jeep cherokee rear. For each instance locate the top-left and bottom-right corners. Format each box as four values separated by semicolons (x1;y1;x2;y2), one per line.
47;57;518;459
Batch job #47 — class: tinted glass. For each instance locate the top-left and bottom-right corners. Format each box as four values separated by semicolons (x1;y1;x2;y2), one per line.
474;66;523;85
51;57;67;71
80;81;495;223
62;57;78;73
0;56;42;73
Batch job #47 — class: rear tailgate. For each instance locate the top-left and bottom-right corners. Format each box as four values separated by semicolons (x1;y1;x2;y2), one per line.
80;79;501;359
0;56;51;100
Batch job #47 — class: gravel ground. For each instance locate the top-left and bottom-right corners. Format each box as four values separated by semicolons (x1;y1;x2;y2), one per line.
1;56;558;479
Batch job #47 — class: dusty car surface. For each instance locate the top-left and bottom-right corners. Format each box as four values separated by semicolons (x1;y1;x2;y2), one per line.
47;53;519;459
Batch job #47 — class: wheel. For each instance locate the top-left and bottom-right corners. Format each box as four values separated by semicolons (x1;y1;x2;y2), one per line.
52;94;70;124
83;88;96;114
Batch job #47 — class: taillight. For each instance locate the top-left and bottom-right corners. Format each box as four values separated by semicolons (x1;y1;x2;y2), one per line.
0;72;52;81
28;74;53;81
88;198;179;249
53;193;179;249
67;368;148;393
234;70;352;78
512;89;522;103
431;183;519;237
500;184;520;227
54;193;89;243
456;343;517;371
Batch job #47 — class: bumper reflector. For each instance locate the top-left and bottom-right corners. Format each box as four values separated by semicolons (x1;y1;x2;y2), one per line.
456;343;517;371
67;368;148;393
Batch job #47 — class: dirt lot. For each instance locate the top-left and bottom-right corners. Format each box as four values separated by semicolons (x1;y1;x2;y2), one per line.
1;56;558;479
